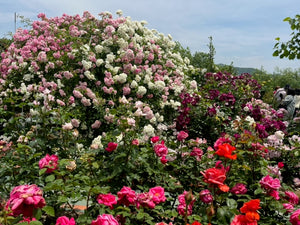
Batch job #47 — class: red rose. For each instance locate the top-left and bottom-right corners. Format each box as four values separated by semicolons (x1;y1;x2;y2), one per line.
201;167;229;192
105;142;118;152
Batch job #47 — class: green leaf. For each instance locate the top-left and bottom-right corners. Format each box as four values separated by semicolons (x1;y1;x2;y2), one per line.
29;221;43;225
226;198;237;209
42;205;55;217
39;168;47;176
45;174;55;182
284;17;291;22
136;212;145;220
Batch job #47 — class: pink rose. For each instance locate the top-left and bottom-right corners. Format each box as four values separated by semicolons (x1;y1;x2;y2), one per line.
260;175;281;190
91;214;119;225
230;183;247;195
190;147;203;161
56;216;76;225
105;142;118;152
199;189;213;204
149;186;166;204
177;191;195;216
91;120;101;129
97;193;117;209
117;186;136;206
177;131;188;141
153;141;168;157
268;189;280;200
160;156;168;164
39;154;59;173
6;184;46;217
136;192;156;209
283;203;294;213
131;139;139;146
285;191;299;205
290;209;300;225
278;162;284;169
151;136;160;143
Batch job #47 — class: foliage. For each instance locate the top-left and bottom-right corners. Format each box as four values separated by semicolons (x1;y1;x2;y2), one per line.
273;14;300;60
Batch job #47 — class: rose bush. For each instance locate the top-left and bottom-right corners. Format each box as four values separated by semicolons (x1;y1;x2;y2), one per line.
0;10;300;225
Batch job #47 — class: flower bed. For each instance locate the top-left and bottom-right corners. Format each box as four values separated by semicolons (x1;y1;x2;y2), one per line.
0;10;300;225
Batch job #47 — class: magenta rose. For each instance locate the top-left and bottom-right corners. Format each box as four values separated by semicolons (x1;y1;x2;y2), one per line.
117;186;136;206
153;141;168;157
6;184;46;217
56;216;76;225
177;191;195;216
97;193;117;209
105;142;118;152
285;191;299;205
260;175;281;190
91;214;119;225
290;209;300;225
150;136;160;143
149;186;166;204
199;189;213;204
136;192;156;209
177;131;188;141
230;183;247;195
190;147;203;161
39;154;59;173
283;203;294;213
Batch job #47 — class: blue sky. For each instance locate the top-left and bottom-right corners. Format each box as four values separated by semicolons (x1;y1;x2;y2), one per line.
0;0;299;73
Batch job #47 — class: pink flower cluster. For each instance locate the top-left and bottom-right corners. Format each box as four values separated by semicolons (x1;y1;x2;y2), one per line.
259;175;281;200
91;214;119;225
6;184;46;217
152;137;168;164
177;191;195;216
96;186;166;210
56;216;76;225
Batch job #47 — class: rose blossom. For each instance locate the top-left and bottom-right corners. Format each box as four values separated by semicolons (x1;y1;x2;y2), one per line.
91;214;119;225
199;189;213;204
136;192;156;209
56;216;76;225
177;131;188;141
153;140;168;157
149;186;166;204
39;154;59;173
6;184;46;217
105;142;118;152
290;209;300;225
151;136;160;143
97;193;117;209
190;147;203;161
201;167;229;192
117;186;136;206
177;191;195;216
285;191;299;205
260;175;281;190
230;183;247;195
283;203;294;213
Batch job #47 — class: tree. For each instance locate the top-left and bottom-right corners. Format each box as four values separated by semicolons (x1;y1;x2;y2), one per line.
273;14;300;60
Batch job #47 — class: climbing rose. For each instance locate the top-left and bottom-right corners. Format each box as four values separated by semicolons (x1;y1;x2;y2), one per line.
56;216;76;225
97;193;117;209
6;184;46;217
39;154;59;173
105;142;118;152
149;186;166;204
91;214;119;225
177;131;188;141
290;209;300;225
117;186;136;206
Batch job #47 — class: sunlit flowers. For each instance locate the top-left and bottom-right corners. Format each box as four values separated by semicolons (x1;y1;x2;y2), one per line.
231;199;261;225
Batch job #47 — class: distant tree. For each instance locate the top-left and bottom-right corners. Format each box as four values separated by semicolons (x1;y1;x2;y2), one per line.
0;38;12;55
217;62;237;74
174;41;193;62
273;15;300;60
